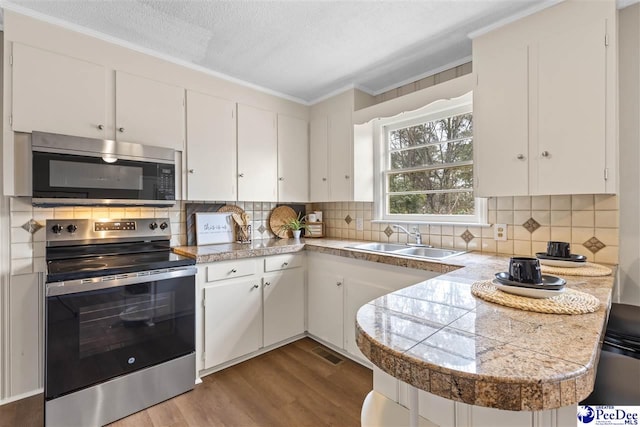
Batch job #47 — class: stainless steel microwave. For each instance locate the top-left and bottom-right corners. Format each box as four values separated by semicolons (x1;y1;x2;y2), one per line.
32;131;176;207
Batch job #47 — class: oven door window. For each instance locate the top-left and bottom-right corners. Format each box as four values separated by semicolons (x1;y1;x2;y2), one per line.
32;151;175;201
45;276;194;400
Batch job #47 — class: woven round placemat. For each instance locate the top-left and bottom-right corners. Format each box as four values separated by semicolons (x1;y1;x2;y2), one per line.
540;262;612;277
269;206;297;238
471;280;600;314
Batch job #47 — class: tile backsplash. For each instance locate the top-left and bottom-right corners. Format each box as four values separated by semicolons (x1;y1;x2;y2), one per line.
312;194;619;265
9;195;619;275
9;198;309;275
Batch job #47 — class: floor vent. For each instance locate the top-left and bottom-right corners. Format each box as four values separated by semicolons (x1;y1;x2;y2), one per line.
311;346;344;366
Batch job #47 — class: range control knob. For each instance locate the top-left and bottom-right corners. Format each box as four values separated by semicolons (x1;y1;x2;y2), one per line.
51;224;63;234
67;224;78;233
149;222;158;230
159;222;169;231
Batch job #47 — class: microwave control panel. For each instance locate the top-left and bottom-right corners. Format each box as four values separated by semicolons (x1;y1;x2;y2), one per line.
157;166;175;199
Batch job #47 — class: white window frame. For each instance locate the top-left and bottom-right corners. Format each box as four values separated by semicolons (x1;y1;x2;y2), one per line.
373;92;487;224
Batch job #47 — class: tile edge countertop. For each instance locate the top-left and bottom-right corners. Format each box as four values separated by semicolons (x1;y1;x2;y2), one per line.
173;238;615;411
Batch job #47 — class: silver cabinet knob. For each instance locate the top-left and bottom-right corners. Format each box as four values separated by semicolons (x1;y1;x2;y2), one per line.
279;177;284;181
97;124;104;130
188;169;195;174
264;281;271;287
239;173;245;178
282;262;289;267
516;154;525;160
541;151;550;157
336;281;342;287
230;268;237;273
345;175;350;179
252;284;259;289
118;127;125;133
322;177;327;182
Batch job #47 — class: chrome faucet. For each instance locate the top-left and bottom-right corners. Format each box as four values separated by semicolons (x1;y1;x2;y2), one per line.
392;225;430;247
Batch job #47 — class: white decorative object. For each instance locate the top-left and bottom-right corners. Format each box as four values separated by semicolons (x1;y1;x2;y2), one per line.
195;213;235;245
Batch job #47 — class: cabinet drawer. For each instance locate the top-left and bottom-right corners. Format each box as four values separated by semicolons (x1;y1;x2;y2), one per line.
206;259;257;282
264;254;303;272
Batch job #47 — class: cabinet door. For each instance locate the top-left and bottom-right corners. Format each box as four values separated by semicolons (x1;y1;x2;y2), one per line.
263;269;305;347
532;15;607;194
328;111;352;201
115;71;185;150
307;269;344;348
237;104;278;201
277;115;309;202
9;273;43;396
473;38;529;197
186;91;236;201
309;117;330;202
203;278;262;368
12;43;107;138
345;278;394;362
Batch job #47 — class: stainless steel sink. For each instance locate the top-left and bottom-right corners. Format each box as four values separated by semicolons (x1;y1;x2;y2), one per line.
347;242;409;252
393;246;464;260
346;242;465;260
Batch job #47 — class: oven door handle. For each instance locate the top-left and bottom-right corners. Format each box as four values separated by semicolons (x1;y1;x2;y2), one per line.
46;266;197;297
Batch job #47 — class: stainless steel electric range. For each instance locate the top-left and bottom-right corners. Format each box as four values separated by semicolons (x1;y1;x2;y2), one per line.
44;218;196;427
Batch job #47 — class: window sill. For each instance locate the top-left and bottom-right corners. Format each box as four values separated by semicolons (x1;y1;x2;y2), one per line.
372;219;492;228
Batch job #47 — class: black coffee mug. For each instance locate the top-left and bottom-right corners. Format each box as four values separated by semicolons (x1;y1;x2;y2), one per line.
547;241;571;259
509;257;542;284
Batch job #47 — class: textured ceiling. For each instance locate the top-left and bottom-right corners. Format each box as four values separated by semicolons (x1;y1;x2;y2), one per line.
4;0;549;103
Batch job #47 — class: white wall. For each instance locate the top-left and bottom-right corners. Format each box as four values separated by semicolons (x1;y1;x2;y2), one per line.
618;3;640;305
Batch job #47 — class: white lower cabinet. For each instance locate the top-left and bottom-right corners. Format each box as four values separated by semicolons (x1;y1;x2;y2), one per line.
199;254;305;371
307;252;438;363
307;268;345;349
203;274;263;368
344;277;399;361
8;273;44;396
263;268;305;347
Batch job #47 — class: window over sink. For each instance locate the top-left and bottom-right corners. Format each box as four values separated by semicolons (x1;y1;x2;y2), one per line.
374;92;487;224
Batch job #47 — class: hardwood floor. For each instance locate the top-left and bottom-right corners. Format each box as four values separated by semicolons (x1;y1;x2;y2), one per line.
0;338;372;427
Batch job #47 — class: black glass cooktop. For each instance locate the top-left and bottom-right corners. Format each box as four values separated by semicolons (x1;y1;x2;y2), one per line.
46;246;195;283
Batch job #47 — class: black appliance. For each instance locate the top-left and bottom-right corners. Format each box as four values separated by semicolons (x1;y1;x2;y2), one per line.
32;131;176;207
44;218;196;427
581;303;640;405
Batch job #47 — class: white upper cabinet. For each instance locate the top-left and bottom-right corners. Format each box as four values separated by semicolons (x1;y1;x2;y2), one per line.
115;71;185;150
328;109;353;201
185;90;237;201
309;117;330;202
10;44;185;152
237;103;278;202
532;14;608;194
473;39;529;197
473;0;617;196
309;90;356;202
277;114;309;202
12;43;107;138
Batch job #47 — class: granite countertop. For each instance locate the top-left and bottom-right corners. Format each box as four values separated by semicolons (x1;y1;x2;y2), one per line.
172;238;306;263
173;238;615;411
173;237;473;274
355;257;615;411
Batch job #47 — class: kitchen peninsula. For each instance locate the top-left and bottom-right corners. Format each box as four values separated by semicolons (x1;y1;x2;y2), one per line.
174;238;615;427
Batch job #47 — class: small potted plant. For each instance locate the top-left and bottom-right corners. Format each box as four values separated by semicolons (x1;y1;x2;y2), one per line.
279;212;310;239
